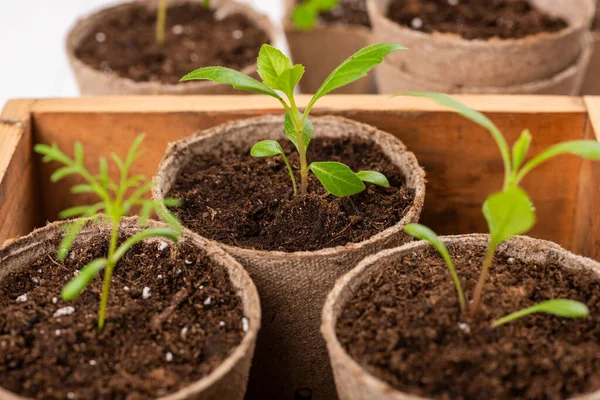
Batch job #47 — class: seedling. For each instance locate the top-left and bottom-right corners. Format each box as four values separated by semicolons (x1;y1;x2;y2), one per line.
400;93;600;326
35;135;182;330
156;0;210;44
292;0;339;30
181;42;404;197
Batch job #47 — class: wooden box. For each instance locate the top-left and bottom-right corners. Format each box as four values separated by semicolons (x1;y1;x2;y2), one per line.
1;95;599;260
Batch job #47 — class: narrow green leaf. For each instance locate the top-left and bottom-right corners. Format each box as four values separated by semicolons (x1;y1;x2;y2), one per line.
517;140;600;184
71;184;95;194
309;162;365;197
34;143;72;165
307;43;407;112
492;299;589;327
111;153;125;171
257;44;293;88
155;204;183;234
74;142;84;165
51;166;79;182
284;111;313;152
275;64;305;97
163;198;181;207
113;228;180;262
512;129;532;172
250;140;285;158
356;170;390;187
58;220;86;261
180;66;282;101
483;187;536;247
62;258;107;300
124;134;146;168
59;205;97;219
404;224;466;313
203;0;210;6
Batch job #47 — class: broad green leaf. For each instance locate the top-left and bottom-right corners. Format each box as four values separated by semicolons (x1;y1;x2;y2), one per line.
482;187;535;247
257;44;293;88
517;140;600;183
51;166;79;182
292;3;319;30
309;162;365;197
284;111;313;152
356;170;390;187
512;129;532;172
307;43;407;112
180;66;282;100
62;258;107;300
492;299;589;327
275;64;305;97
250;140;285;157
404;224;465;312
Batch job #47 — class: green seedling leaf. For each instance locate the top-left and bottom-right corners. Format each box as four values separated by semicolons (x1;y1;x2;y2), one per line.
62;258;107;300
74;142;84;165
309;162;365;197
404;224;466;313
51;166;79;182
512;129;532;172
250;140;285;157
113;228;180;261
516;140;600;184
483;187;535;248
180;67;283;101
257;44;293;88
307;43;407;113
163;198;181;207
284;111;313;152
71;184;95;194
203;0;210;6
292;3;319;30
492;299;589;327
356;170;390;187
276;65;305;97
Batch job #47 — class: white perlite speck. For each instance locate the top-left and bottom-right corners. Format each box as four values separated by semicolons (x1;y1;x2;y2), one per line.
123;286;130;292
172;24;184;35
458;322;471;334
157;274;163;279
204;296;212;305
242;317;249;333
181;326;188;338
142;287;151;299
411;18;423;29
89;359;97;366
232;30;244;39
95;32;106;42
198;285;204;289
507;257;516;265
16;294;27;303
52;297;58;304
67;392;75;399
219;321;225;327
53;306;75;318
55;329;61;337
158;241;168;251
166;352;174;362
448;0;459;5
31;277;39;284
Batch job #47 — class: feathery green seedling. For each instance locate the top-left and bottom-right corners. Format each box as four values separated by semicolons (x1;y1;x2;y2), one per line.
292;0;339;30
181;42;404;197
35;134;182;330
156;0;210;44
399;93;600;326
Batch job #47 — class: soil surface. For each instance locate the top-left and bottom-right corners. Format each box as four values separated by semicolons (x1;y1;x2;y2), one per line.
298;0;371;27
167;137;415;252
387;0;568;40
337;241;600;400
75;3;269;84
0;231;245;399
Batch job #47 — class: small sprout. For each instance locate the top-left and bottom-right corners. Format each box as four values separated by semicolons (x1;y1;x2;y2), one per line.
400;93;599;326
292;0;339;30
182;42;405;197
492;300;589;328
35;134;182;331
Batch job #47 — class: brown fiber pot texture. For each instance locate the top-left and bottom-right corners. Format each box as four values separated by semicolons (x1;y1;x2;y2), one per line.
152;115;426;400
0;217;261;400
321;234;600;400
283;0;374;94
66;0;275;95
376;33;593;95
367;0;595;88
581;31;600;95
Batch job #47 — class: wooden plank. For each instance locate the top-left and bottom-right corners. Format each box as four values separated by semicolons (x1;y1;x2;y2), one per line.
573;97;600;260
30;95;589;251
0;100;40;244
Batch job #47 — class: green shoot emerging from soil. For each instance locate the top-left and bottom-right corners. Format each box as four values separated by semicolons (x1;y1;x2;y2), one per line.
181;42;405;197
35;134;182;330
399;93;600;326
156;0;210;44
292;0;339;30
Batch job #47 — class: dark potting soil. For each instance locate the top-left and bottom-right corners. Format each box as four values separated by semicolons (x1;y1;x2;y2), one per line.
387;0;569;40
75;3;269;84
0;232;245;399
296;0;370;27
336;241;600;400
167;137;415;253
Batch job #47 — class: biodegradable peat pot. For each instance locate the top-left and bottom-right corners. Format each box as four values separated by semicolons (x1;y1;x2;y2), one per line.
376;34;594;95
322;235;600;400
0;217;260;400
66;0;275;95
367;0;595;88
152;115;426;400
283;0;373;94
581;17;600;95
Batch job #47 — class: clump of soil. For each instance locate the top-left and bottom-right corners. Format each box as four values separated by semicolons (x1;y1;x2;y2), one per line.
167;137;415;252
75;3;269;84
0;232;245;399
387;0;569;40
336;241;600;400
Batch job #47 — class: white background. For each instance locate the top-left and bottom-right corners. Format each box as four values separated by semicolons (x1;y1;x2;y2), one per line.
0;0;283;109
